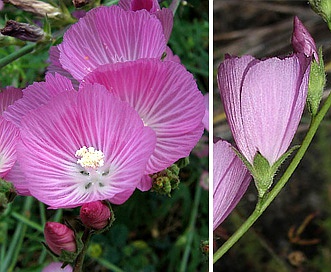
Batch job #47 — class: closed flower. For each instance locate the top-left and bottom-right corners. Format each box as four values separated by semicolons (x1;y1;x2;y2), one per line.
44;222;76;256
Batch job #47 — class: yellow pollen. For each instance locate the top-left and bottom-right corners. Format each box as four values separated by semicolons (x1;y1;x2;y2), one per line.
75;146;104;169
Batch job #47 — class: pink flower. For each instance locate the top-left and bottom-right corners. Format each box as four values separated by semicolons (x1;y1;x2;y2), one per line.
17;84;156;208
57;5;166;81
118;0;173;41
81;59;205;190
43;262;72;272
44;222;76;255
218;53;310;166
292;16;318;62
213;140;251;230
80;201;111;230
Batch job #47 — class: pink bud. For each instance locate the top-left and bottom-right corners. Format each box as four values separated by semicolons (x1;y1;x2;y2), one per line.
80;201;111;230
44;222;76;255
292;16;319;62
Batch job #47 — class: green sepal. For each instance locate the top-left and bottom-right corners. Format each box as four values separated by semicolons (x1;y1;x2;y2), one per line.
307;47;326;116
270;145;300;175
233;145;299;198
251;152;273;198
175;157;190;169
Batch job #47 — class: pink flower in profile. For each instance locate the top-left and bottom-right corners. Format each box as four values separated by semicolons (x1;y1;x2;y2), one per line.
57;5;166;81
213;140;251;230
118;0;173;41
44;222;76;255
81;58;205;190
17;84;156;208
218;53;310;166
43;262;72;272
292;16;318;62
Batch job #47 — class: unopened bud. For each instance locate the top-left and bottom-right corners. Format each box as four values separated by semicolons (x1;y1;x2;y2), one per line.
72;0;90;8
292;16;318;62
1;20;46;42
80;201;112;230
44;222;76;256
4;0;61;18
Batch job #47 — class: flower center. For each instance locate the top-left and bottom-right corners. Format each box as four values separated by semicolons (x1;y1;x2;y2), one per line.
75;146;104;170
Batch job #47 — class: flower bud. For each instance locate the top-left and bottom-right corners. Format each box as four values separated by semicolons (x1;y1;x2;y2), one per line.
309;0;331;31
151;164;180;197
72;0;90;8
0;20;46;42
292;16;318;62
4;0;61;18
80;201;111;230
44;222;76;256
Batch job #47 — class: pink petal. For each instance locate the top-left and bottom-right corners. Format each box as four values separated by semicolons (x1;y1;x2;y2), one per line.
213;140;251;230
164;46;181;63
0;116;20;178
241;54;310;164
0;86;23;114
155;8;173;41
137;174;152;191
42;262;72;272
59;6;166;81
218;55;256;162
18;84;156;208
47;46;80;89
82;59;205;174
3;73;75;127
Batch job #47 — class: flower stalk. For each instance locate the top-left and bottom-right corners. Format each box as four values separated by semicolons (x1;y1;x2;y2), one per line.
73;229;92;272
213;89;331;264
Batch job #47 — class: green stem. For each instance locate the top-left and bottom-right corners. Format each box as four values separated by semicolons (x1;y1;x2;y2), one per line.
11;211;43;232
179;180;202;272
0;43;35;69
73;229;92;272
213;91;331;263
